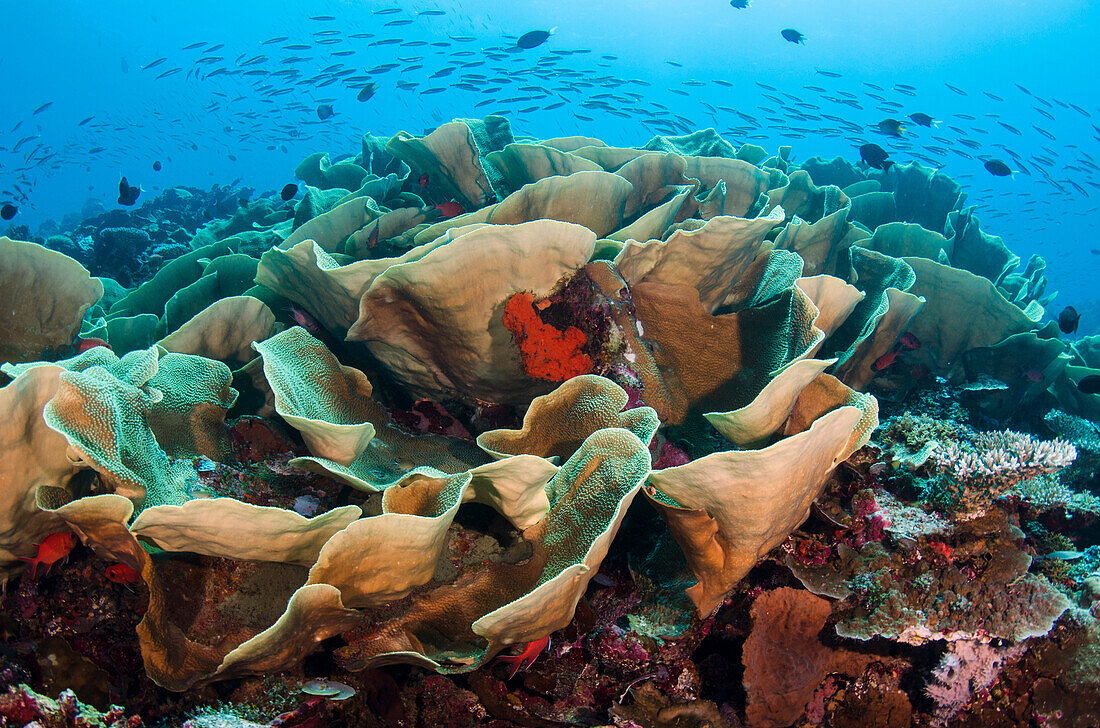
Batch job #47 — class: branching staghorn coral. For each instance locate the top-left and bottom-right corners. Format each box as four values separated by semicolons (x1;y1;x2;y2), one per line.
931;430;1077;510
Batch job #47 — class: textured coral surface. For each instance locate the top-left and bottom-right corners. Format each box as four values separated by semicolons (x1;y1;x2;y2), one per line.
1;117;1097;728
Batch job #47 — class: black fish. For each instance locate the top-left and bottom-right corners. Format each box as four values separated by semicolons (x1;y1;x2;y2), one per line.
729;0;750;7
152;160;162;172
877;118;906;136
316;104;335;120
118;177;140;206
1078;375;1100;395
909;112;935;127
984;159;1012;176
1057;306;1080;334
357;83;377;102
281;183;298;201
0;204;16;220
859;143;894;171
781;28;805;44
517;30;551;49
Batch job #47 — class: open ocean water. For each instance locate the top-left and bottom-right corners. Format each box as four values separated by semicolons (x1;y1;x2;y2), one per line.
2;0;1098;326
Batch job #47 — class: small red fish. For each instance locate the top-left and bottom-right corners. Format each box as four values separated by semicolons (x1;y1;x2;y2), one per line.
418;173;429;189
872;348;901;371
432;200;464;219
1022;367;1044;383
497;635;550;679
20;531;78;578
899;332;921;350
76;337;111;353
366;222;380;249
286;305;323;336
105;562;142;584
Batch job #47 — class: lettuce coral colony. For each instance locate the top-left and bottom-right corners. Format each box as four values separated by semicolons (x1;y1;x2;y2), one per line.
1;115;1098;727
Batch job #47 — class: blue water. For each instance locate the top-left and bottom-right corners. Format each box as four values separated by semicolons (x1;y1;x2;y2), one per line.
3;0;1098;326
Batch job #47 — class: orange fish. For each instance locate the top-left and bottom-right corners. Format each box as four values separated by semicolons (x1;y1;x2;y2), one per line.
76;337;111;353
431;200;464;219
21;531;79;577
497;635;550;679
418;173;429;189
105;562;142;584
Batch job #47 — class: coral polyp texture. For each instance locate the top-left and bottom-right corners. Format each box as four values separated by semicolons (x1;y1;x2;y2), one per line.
1;116;1097;727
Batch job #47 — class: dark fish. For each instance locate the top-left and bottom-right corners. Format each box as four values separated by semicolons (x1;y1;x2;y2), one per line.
0;204;16;220
1078;375;1100;395
373;7;401;13
945;83;967;96
316;104;335;120
859;143;894;171
357;83;377;101
984;159;1012;176
32;102;53;115
909;112;935;127
280;183;298;201
877;118;906;136
78;116;94;126
310;15;336;20
142;57;167;70
815;69;842;78
729;0;750;7
517;30;551;49
781;28;806;44
385;19;412;26
419;9;446;15
152;160;162;172
117;177;140;206
182;41;207;50
1057;306;1080;334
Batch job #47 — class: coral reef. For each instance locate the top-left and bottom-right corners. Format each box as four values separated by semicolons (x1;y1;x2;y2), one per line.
0;116;1097;727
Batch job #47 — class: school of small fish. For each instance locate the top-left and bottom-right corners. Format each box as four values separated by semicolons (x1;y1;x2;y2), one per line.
0;4;1097;265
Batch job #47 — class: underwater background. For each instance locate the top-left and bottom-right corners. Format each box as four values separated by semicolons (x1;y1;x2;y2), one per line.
2;1;1100;727
3;0;1099;326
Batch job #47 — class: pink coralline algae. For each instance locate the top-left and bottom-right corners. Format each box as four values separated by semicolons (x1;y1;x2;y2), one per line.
0;685;143;727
